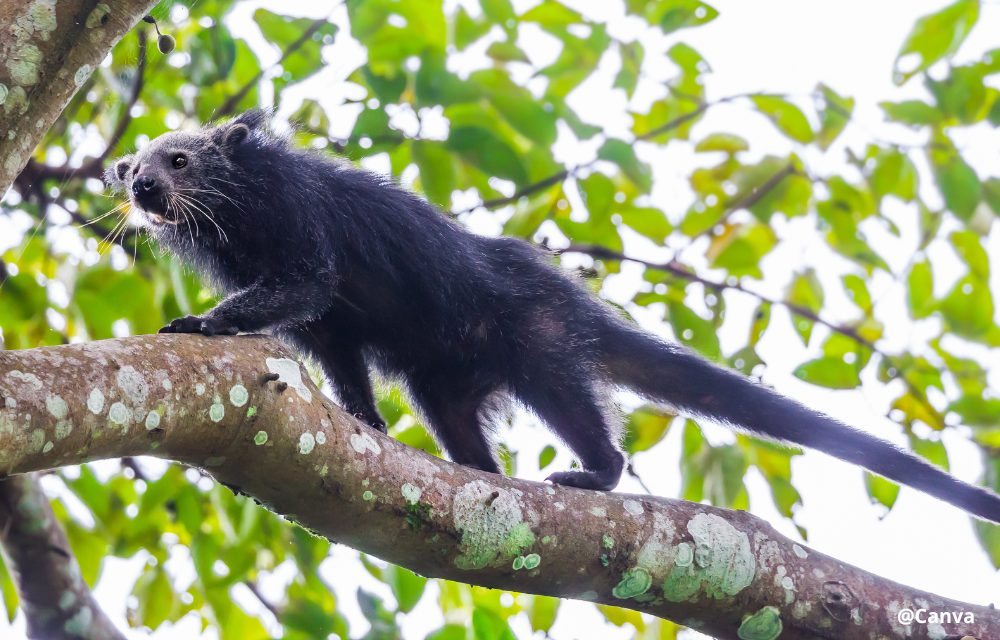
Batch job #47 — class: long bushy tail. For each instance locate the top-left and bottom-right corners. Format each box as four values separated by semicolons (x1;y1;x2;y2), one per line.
600;322;1000;523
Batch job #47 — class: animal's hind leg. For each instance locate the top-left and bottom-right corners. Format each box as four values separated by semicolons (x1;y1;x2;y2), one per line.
518;377;624;491
412;382;500;475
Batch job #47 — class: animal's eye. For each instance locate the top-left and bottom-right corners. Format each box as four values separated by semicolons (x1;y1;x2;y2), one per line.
172;154;188;169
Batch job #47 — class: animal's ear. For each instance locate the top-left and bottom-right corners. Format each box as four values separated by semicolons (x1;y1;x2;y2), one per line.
222;123;251;147
104;155;134;188
214;109;270;147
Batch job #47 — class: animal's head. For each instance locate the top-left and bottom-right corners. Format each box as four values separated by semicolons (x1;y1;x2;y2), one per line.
104;109;270;228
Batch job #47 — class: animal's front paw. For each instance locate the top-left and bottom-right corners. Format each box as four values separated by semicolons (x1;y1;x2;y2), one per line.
159;315;239;336
353;412;388;434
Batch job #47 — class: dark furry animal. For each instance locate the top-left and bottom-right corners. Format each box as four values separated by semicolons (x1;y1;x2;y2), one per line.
105;110;1000;523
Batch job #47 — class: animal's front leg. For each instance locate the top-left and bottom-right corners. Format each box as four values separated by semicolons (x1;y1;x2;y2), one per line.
159;279;331;336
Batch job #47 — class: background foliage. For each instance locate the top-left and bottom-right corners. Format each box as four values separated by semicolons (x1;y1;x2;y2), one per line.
1;0;998;637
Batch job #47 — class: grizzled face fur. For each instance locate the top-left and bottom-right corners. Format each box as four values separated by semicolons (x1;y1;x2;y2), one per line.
104;110;265;229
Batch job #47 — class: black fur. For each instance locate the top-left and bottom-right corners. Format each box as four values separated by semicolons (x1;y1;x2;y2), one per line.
105;110;1000;522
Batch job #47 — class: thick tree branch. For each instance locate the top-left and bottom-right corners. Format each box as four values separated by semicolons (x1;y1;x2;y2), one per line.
0;0;159;194
0;474;126;640
0;335;994;640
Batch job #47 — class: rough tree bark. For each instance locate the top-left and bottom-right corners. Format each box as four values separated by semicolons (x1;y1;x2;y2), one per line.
0;474;126;640
0;0;158;192
0;335;994;640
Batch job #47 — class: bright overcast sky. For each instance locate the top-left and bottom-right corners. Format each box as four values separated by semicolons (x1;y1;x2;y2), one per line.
3;0;999;638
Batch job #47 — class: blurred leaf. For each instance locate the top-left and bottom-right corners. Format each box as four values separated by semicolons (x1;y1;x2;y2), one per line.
793;357;862;389
894;0;979;84
751;95;814;143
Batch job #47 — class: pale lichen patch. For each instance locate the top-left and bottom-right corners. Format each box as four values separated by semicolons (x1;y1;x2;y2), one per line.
144;410;161;431
662;513;755;602
45;394;68;419
623;499;644;516
229;384;248;407
265;357;312;402
792;543;808;559
209;401;225;423
108;402;130;427
350;431;381;456
315;431;326;445
452;481;535;570
63;606;93;637
298;432;315;455
74;64;94;87
42;440;53;453
401;483;422;504
87;388;105;414
254;431;268;445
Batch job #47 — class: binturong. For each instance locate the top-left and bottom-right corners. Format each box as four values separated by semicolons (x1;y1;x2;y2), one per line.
105;110;1000;523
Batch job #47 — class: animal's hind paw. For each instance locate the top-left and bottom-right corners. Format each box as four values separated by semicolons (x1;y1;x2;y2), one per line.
159;315;239;336
545;469;619;492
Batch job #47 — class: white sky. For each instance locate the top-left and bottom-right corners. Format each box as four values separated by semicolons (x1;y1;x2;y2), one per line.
2;0;999;638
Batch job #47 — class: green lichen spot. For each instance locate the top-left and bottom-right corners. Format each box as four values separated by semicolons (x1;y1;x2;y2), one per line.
42;440;53;453
452;481;535;570
613;567;652;600
401;483;422;504
247;406;258;418
27;428;43;453
59;591;77;611
229;384;249;407
662;513;755;602
298;432;315;455
254;431;268;446
542;536;552;545
363;490;374;501
522;553;540;570
0;84;7;106
209;402;225;423
512;556;524;570
144;410;160;431
737;606;782;640
602;534;614;549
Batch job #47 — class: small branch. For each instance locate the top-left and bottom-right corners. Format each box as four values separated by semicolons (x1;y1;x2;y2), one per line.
216;17;331;118
0;474;126;640
98;29;149;165
0;335;994;640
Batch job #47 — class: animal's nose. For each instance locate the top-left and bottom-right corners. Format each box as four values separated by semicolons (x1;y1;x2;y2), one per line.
132;175;157;196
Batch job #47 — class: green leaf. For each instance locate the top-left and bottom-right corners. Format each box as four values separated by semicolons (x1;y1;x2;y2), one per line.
413;141;456;207
948;396;1000;427
597;139;652;191
481;0;516;24
907;260;935;319
894;0;979;84
528;596;560;634
707;222;778;278
619;206;672;243
627;0;719;35
939;276;994;340
454;7;490;49
930;143;981;221
786;270;824;344
623;406;673;454
751;95;814;143
385;565;427;613
132;566;176;630
870;148;918;202
793;357;862;389
668;302;721;360
613;40;644;98
865;472;900;510
447;126;528;185
879;100;942;127
538;445;556;470
816;84;854;150
695;133;749;154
